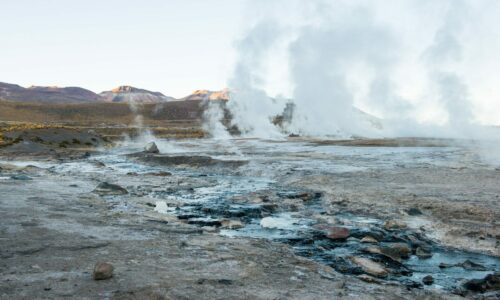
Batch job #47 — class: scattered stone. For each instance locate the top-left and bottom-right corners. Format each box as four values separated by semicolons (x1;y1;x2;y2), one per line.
402;279;423;289
463;273;500;292
422;275;434;285
93;262;114;280
406;207;422;216
187;218;222;227
148;171;172;176
459;259;487;271
383;220;407;231
326;227;350;240
350;257;388;278
91;161;106;167
10;174;32;180
363;246;382;255
93;182;128;196
439;262;454;269
221;219;244;230
380;243;411;261
360;236;378;244
144;142;159;154
357;274;381;284
415;246;433;259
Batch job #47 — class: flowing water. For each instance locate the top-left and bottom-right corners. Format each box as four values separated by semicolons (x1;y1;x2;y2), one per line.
3;138;498;291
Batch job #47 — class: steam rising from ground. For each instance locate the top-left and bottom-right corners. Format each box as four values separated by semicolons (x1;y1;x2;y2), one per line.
212;0;500;165
224;0;500;132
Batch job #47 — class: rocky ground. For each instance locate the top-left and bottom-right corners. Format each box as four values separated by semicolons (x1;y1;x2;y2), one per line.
0;131;498;299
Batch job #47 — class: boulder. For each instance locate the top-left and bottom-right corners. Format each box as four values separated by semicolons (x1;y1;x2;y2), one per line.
10;174;32;180
93;262;114;280
383;220;407;231
422;275;434;285
463;273;500;292
93;182;128;196
458;259;487;271
350;257;388;278
144;142;159;154
379;243;411;261
415;246;432;259
326;227;350;240
406;207;422;216
361;236;378;244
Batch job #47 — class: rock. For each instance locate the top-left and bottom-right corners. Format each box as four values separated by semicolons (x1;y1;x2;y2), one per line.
415;246;433;259
383;220;407;231
439;262;454;269
380;243;411;261
221;219;244;230
93;182;128;196
357;274;381;284
360;236;378;244
459;259;487;271
406;207;422;216
463;273;499;293
326;227;350;240
422;275;434;285
149;171;172;176
10;174;32;180
350;257;388;278
187;218;222;227
93;262;114;280
144;142;159;154
362;246;382;255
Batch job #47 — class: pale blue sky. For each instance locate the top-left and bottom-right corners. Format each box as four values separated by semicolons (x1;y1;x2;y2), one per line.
0;0;245;97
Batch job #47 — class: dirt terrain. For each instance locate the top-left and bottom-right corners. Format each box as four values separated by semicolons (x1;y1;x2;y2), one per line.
0;128;498;299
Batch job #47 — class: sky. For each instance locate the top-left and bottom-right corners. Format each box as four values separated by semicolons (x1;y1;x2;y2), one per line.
1;0;499;126
0;0;245;98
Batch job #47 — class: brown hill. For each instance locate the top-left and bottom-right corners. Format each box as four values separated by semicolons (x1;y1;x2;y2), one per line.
181;89;229;101
0;82;103;103
100;85;174;103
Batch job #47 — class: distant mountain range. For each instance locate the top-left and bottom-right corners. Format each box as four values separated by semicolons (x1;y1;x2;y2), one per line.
0;81;228;104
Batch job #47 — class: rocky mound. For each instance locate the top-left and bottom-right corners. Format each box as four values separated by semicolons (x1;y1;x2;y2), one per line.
100;86;174;104
181;89;229;101
0;82;103;103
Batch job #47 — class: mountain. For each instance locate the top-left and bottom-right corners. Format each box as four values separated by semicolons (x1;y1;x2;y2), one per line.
0;82;103;103
100;86;174;104
181;89;229;101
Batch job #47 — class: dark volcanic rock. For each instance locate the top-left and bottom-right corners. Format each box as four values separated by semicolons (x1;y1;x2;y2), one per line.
129;153;248;169
415;246;433;259
406;207;422;216
459;259;487;271
93;182;128;196
422;275;434;285
93;262;114;280
10;174;32;180
463;273;500;292
379;243;411;261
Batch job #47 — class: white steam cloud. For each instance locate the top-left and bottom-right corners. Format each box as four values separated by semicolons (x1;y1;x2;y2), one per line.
217;0;500;165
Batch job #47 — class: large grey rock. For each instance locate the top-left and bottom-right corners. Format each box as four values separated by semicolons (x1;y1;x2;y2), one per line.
93;262;114;280
144;142;159;154
351;257;388;278
93;182;128;196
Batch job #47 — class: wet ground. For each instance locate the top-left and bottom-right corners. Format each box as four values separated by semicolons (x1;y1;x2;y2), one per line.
0;137;499;299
